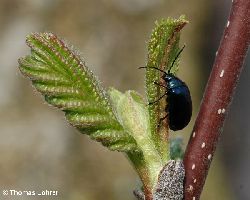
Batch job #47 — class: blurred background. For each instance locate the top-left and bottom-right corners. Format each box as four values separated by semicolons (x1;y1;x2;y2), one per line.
0;0;249;199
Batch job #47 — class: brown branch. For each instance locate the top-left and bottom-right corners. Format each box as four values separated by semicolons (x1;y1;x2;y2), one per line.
183;0;250;199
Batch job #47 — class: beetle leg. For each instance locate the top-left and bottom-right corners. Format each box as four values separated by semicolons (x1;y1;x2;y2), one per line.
148;93;167;105
153;81;167;88
148;81;169;105
157;114;169;128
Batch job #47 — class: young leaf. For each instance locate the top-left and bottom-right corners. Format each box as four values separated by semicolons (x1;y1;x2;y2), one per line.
145;16;188;163
109;88;164;188
18;32;138;152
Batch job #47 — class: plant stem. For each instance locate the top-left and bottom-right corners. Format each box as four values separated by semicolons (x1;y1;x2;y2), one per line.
183;0;250;199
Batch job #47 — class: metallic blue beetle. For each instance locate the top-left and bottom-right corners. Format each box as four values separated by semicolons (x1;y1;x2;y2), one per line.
163;73;192;131
141;46;192;131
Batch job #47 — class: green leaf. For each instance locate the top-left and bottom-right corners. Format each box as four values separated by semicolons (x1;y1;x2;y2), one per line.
18;32;138;152
109;88;164;189
145;16;188;163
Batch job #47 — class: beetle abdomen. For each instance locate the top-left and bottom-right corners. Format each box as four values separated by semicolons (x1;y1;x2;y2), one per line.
167;86;192;131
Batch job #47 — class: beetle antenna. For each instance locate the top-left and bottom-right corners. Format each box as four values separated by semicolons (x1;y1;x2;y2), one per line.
139;66;167;75
168;44;186;73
